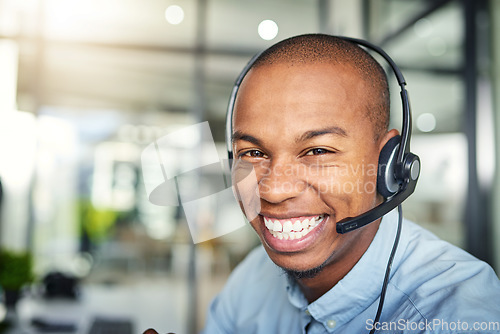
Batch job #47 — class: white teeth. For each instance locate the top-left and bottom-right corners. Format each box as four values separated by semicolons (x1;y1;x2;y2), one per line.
283;221;293;233
301;219;309;229
292;221;302;232
264;215;326;240
265;217;273;230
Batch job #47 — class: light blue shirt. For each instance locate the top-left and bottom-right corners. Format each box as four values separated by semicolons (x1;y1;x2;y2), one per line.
202;210;500;333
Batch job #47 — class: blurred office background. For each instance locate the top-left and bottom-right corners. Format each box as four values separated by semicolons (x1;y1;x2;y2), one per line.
0;0;499;333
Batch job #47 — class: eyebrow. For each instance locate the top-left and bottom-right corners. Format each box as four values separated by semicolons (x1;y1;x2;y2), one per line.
232;131;263;146
232;126;347;145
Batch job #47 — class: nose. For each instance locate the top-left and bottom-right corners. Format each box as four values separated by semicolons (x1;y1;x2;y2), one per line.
258;161;307;204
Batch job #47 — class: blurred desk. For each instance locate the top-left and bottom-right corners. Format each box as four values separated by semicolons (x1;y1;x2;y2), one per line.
3;280;186;334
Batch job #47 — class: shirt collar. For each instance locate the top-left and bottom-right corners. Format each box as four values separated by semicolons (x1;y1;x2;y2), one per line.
285;209;405;331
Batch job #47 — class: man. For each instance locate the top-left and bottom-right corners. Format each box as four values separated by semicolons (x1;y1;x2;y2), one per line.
147;34;500;333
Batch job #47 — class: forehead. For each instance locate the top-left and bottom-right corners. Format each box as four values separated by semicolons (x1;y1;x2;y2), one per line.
240;61;359;92
232;62;371;136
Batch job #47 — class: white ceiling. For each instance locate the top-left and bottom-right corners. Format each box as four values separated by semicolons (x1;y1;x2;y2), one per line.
0;0;465;140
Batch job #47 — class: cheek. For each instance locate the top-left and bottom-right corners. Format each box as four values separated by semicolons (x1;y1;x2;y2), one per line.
231;164;261;220
308;162;378;196
306;161;379;214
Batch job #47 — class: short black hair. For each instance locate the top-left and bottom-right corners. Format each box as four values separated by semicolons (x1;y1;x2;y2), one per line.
250;34;390;139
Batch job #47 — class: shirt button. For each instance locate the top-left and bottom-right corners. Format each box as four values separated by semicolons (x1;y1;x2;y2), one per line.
305;309;311;316
326;319;336;329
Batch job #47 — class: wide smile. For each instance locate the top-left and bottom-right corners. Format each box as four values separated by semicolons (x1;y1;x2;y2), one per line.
260;214;329;253
264;214;326;240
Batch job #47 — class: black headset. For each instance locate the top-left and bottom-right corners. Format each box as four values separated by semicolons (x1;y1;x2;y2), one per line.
225;35;420;235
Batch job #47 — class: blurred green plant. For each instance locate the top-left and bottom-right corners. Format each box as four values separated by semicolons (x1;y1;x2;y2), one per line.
79;199;119;244
0;249;34;291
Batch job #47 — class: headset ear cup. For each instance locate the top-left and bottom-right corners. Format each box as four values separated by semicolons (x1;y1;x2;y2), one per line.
377;135;401;198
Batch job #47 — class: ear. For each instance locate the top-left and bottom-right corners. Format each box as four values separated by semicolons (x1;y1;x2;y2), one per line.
377;129;400;153
377;129;401;198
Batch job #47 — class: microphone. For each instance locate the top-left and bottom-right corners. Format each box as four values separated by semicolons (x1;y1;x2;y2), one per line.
336;153;420;234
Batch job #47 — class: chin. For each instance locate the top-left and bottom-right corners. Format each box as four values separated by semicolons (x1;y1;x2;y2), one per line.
282;263;327;280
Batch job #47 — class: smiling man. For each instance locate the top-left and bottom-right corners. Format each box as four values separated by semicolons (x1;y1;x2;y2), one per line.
195;34;500;334
228;41;396;301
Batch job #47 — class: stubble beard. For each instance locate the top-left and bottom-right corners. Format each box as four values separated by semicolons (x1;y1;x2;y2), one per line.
282;260;328;281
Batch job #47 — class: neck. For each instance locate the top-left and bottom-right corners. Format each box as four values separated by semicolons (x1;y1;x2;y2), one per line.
295;219;381;303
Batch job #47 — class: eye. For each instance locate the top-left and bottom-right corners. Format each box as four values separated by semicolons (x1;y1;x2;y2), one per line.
305;147;334;156
240;150;267;158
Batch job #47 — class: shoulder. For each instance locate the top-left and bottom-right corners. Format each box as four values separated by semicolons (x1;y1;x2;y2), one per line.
388;220;500;327
225;245;282;287
202;246;290;333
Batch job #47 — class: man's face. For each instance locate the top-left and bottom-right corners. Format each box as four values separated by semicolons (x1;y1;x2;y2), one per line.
232;62;393;274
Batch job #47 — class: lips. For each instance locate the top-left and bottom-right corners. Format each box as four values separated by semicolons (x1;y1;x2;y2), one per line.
259;213;329;253
263;214;326;240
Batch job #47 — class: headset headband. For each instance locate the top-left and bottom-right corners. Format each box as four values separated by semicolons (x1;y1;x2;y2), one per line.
225;35;420;234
